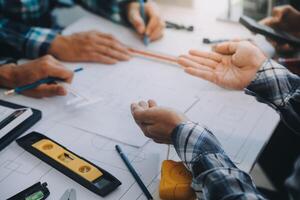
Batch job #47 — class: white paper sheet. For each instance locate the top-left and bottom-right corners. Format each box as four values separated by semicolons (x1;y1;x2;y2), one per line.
46;16;222;147
53;58;204;147
63;16;206;56
0;121;175;200
0;13;280;200
185;91;279;163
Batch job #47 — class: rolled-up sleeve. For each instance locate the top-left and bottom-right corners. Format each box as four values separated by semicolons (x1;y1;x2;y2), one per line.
0;18;60;59
171;122;266;200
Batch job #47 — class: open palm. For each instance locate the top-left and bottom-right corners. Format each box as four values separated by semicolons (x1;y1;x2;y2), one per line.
178;41;267;90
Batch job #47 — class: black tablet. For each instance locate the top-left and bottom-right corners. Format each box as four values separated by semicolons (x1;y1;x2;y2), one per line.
239;15;300;47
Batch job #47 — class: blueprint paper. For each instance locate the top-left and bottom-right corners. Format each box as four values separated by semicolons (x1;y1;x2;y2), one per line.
53;59;205;147
0;13;280;200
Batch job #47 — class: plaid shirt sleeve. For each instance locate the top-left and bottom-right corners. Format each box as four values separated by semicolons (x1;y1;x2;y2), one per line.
171;122;266;200
246;59;300;133
171;60;300;200
75;0;135;25
0;19;60;59
0;0;134;59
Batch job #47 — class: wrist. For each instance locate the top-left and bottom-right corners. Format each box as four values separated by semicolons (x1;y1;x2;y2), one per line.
253;56;267;71
48;35;66;59
171;121;194;144
245;59;290;105
171;122;236;175
250;58;270;84
0;63;18;88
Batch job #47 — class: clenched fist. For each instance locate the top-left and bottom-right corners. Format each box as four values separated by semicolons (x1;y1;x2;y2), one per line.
131;100;187;144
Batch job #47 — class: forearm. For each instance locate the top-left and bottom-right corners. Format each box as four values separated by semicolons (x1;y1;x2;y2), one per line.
75;0;135;25
171;122;265;200
0;18;60;59
245;59;300;133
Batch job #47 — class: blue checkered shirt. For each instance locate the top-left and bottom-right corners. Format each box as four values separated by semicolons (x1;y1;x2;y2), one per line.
172;59;300;200
0;0;133;59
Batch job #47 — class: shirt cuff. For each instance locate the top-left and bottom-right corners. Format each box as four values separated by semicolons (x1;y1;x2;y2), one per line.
119;0;137;26
245;59;296;107
25;28;60;59
0;57;17;65
195;168;262;199
171;122;236;176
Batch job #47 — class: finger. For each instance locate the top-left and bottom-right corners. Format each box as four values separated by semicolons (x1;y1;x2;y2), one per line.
272;6;284;18
184;67;216;83
95;34;130;55
182;55;218;69
94;32;117;41
189;50;222;62
131;103;149;125
276;43;295;52
138;101;149;109
145;16;159;36
89;52;118;64
130;103;147;126
148;24;164;41
178;57;214;71
265;37;279;47
22;84;67;98
39;56;74;83
265;35;294;52
131;109;155;124
259;17;278;28
213;42;238;55
130;103;149;126
128;7;146;34
231;38;243;42
96;33;129;54
131;102;149;118
95;45;130;61
148;99;157;108
131;103;142;114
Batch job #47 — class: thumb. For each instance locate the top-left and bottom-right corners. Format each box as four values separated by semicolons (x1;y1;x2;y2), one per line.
131;103;145;121
213;42;238;55
128;8;146;34
260;17;278;28
22;84;67;98
272;6;284;18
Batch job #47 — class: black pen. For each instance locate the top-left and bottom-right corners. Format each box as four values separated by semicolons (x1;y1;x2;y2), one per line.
115;145;153;200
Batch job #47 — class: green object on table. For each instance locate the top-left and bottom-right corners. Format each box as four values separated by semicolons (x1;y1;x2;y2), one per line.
25;191;44;200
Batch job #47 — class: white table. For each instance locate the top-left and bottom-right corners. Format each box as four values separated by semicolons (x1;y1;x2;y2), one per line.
0;1;279;199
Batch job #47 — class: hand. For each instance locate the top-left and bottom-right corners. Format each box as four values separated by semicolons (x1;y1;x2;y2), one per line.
131;100;187;144
0;55;74;98
127;1;165;42
48;31;131;64
178;41;267;90
260;5;300;53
